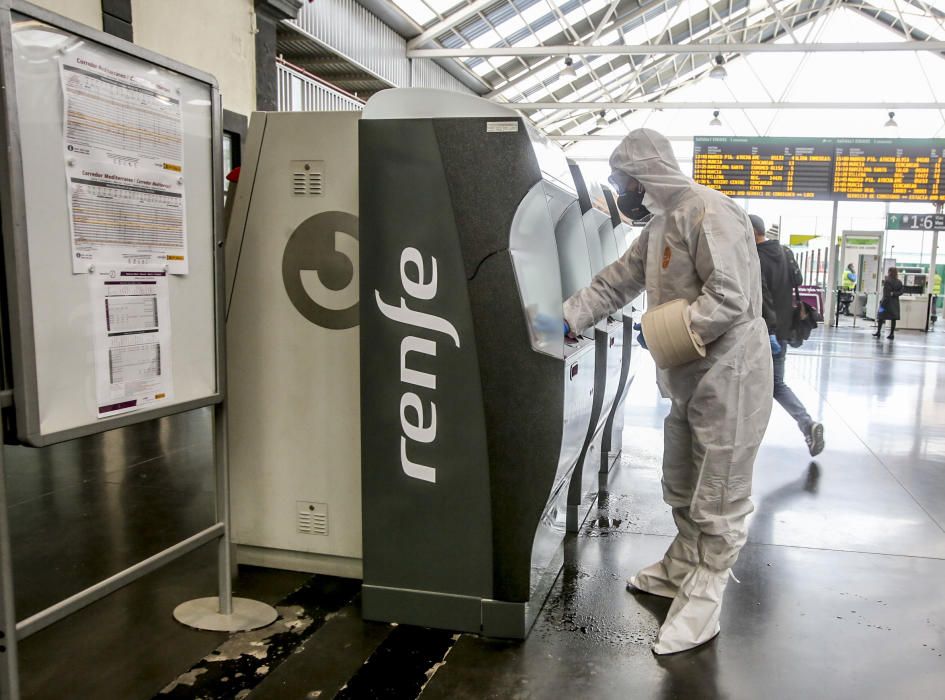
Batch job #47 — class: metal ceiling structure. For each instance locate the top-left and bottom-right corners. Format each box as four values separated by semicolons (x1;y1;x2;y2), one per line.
381;0;945;139
278;21;392;98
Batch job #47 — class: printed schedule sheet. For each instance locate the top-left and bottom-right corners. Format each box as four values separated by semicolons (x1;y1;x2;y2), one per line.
61;49;189;273
90;268;173;418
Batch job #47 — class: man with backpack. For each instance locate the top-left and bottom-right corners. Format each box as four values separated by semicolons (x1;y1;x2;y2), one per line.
751;215;825;457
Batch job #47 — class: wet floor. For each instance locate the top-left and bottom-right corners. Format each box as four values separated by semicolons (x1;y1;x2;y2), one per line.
8;324;945;699
421;325;945;699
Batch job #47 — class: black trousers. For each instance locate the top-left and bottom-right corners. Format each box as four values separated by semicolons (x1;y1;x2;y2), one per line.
876;319;897;334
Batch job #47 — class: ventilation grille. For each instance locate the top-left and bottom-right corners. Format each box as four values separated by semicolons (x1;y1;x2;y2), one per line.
291;160;324;196
296;501;328;536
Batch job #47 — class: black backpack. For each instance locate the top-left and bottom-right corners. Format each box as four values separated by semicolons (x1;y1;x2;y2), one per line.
785;248;803;287
784;247;819;347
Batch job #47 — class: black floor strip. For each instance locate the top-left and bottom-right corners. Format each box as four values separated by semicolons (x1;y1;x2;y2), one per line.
155;575;360;700
334;625;458;699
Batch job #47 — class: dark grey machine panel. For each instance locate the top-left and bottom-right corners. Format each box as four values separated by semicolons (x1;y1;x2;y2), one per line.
360;103;595;639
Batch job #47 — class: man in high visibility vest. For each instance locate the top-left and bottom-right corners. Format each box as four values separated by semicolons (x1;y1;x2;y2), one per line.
842;263;857;291
839;264;857;315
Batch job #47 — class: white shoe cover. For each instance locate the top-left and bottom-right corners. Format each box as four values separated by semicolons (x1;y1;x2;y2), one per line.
627;533;698;599
652;565;730;655
628;562;678;599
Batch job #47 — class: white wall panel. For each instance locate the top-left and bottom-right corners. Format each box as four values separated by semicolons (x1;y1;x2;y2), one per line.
29;0;102;30
132;0;256;117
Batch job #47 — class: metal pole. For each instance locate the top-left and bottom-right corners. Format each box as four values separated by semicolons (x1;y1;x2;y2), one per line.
929;229;939;325
171;404;275;632
0;444;20;700
928;230;938;295
825;201;840;327
214;401;233;616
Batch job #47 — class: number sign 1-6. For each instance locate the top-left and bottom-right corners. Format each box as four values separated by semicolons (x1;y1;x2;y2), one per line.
886;213;945;231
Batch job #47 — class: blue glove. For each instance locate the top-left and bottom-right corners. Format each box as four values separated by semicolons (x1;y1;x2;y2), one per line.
769;334;782;355
633;322;648;350
533;312;565;336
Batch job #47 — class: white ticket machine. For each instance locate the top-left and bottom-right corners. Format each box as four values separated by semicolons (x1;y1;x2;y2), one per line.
224;111;362;578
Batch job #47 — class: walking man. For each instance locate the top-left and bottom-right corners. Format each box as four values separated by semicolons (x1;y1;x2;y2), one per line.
751;215;825;457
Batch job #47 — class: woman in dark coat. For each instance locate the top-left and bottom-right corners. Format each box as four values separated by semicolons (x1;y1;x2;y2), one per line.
874;267;904;340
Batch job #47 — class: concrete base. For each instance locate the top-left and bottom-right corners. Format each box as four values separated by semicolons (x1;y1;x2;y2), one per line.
172;596;278;632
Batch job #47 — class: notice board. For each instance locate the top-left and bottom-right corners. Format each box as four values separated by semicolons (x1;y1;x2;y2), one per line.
0;1;223;445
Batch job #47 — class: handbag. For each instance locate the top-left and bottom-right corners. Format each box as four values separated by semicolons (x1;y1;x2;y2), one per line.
788;286;819;348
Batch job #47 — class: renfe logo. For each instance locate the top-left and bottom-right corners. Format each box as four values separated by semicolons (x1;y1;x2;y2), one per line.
375;247;460;484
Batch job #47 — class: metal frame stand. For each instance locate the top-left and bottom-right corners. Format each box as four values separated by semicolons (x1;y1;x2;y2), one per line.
0;405;278;700
0;427;20;700
173;402;277;632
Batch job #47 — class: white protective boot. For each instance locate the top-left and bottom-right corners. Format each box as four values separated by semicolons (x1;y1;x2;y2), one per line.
627;508;699;599
627;534;698;598
652;564;731;655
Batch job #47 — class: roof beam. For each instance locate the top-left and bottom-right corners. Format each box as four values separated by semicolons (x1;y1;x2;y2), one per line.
406;0;503;49
537;0;825;133
408;40;945;57
546;0;830;135
765;0;801;42
484;0;670;99
509;100;945;109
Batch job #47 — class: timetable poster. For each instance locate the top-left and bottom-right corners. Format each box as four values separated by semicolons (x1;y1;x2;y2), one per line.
90;267;173;418
61;49;189;273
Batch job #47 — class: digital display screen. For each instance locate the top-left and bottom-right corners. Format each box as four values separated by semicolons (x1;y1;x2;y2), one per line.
833;139;945;202
693;137;945;202
693;137;834;199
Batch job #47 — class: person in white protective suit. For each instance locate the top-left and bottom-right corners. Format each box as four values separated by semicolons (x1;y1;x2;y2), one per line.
563;129;774;655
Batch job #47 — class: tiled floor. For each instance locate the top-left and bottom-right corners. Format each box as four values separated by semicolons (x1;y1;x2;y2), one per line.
6;324;945;699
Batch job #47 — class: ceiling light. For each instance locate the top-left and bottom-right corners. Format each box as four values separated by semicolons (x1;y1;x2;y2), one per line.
885;111;898;127
596;110;608;128
709;110;722;127
709;54;727;80
561;57;577;80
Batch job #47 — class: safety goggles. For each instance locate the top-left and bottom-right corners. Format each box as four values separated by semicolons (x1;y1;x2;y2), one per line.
608;170;642;196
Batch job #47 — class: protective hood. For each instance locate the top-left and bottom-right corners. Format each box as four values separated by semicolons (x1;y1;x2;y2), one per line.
609;129;691;213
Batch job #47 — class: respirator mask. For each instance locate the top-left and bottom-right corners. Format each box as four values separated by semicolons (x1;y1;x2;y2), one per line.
609;171;651;220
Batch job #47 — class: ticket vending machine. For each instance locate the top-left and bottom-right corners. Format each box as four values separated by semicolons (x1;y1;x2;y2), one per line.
568;164;635;479
225;111;363;578
564;162;624;530
359;88;596;638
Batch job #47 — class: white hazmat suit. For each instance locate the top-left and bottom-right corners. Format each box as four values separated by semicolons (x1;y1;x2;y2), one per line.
564;129;773;654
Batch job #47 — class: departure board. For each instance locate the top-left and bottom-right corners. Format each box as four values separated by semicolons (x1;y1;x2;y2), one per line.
692;137;945;202
833;139;945;202
693;137;834;199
